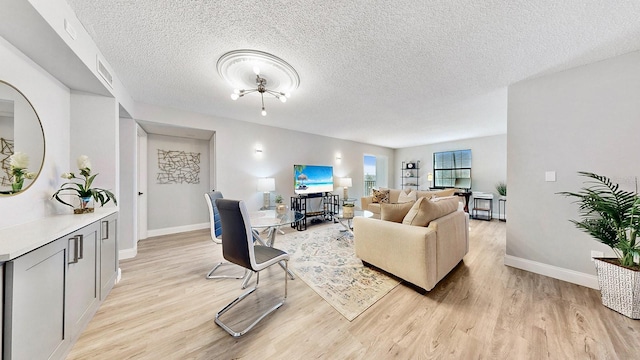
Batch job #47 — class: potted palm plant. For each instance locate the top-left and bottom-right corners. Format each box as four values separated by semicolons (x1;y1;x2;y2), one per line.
559;172;640;318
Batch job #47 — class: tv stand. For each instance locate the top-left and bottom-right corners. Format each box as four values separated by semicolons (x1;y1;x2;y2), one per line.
291;192;339;231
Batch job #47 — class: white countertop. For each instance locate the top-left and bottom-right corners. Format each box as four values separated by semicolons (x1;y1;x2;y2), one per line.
0;208;118;262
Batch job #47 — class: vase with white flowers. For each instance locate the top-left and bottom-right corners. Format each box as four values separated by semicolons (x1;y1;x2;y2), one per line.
9;152;37;193
52;155;117;214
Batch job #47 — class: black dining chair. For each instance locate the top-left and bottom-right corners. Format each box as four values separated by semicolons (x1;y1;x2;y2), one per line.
204;191;248;280
214;199;290;337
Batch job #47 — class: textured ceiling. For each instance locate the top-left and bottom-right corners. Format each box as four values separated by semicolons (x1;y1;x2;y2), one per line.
65;0;640;149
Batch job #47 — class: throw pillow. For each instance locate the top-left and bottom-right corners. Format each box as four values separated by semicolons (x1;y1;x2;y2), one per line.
397;190;417;203
402;196;459;226
380;201;415;223
371;189;390;204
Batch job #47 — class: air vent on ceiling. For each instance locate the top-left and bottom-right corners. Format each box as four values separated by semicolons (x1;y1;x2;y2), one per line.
96;56;113;88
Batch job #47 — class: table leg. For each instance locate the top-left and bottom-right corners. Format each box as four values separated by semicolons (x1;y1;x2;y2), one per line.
336;217;354;240
267;226;295;280
241;271;253;289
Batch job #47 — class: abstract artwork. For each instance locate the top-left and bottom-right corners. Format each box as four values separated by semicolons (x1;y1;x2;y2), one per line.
157;149;200;184
0;138;14;187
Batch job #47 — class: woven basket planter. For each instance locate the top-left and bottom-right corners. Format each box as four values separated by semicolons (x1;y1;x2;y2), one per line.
594;258;640;319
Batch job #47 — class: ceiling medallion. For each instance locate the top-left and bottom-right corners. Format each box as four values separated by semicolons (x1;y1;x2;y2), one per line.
217;50;300;116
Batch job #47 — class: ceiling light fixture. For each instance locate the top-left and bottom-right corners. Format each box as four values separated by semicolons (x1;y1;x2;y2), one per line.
230;69;290;117
217;50;300;117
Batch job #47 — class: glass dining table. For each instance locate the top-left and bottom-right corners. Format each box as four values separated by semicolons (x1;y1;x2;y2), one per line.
242;209;304;288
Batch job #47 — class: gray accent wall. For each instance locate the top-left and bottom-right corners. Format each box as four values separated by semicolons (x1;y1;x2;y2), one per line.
395;134;507;215
147;134;211;231
506;50;640;286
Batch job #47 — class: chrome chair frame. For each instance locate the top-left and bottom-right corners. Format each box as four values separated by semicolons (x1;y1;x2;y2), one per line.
215;262;288;337
214;199;290;337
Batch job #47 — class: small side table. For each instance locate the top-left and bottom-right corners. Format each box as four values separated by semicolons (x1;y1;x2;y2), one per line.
341;198;358;206
472;196;493;221
498;198;506;222
455;191;472;213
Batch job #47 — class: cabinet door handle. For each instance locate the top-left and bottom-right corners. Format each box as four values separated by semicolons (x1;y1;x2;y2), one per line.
68;236;79;264
102;220;109;240
77;234;84;260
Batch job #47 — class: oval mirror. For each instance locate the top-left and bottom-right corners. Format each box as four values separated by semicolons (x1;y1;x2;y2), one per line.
0;80;45;195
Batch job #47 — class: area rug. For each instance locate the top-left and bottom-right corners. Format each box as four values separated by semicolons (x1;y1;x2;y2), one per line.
275;223;401;321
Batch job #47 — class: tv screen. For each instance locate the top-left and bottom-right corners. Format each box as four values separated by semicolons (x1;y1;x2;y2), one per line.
294;165;334;194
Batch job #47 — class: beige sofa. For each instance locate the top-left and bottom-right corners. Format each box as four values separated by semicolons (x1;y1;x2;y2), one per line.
353;196;469;293
361;188;457;219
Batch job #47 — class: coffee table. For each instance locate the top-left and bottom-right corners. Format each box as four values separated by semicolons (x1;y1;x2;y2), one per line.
336;210;373;240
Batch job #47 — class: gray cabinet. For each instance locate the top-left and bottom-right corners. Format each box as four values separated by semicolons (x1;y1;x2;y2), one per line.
4;236;68;360
66;221;100;339
3;212;118;360
100;213;118;299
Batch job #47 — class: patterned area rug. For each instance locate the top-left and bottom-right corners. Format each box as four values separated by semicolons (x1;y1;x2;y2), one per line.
276;223;401;321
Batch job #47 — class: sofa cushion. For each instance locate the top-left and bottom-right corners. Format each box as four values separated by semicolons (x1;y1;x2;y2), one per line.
397;190;417;203
380;201;415;223
402;196;459;226
433;188;456;198
372;189;390;203
415;188;457;200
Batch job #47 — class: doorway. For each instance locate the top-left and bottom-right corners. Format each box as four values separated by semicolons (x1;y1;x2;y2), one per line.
364;154;388;195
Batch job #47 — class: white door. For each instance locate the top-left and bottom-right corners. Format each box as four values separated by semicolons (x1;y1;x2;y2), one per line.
137;125;148;241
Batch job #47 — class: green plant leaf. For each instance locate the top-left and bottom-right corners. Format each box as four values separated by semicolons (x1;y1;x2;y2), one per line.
559;172;640;266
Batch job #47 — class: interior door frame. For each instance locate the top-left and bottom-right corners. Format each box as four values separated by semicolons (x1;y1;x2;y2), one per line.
136;124;148;241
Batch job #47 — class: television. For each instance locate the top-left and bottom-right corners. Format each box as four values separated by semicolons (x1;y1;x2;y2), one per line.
294;165;334;194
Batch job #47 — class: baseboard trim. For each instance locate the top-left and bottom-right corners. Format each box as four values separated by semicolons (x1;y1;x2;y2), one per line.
147;222;209;238
504;255;599;290
119;248;137;260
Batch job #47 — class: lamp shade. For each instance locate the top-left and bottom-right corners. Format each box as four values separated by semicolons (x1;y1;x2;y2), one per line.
338;177;352;188
257;177;275;192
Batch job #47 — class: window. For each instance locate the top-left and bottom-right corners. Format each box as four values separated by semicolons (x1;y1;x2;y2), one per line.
433;149;471;189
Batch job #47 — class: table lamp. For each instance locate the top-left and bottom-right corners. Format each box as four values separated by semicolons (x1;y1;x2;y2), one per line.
338;177;352;200
257;177;275;209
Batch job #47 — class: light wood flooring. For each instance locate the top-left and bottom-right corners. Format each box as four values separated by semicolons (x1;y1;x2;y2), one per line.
68;220;640;359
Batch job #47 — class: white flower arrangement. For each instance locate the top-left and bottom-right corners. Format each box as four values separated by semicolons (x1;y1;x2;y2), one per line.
52;155;117;211
8;152;36;192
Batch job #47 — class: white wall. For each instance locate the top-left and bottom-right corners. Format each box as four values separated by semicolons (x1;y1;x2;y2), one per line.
0;36;71;228
395;134;507;215
146;134;210;232
134;103;395;216
70;92;119;201
506;50;640;289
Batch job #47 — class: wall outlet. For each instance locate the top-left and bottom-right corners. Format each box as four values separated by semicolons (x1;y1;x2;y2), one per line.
545;171;557;182
591;250;604;261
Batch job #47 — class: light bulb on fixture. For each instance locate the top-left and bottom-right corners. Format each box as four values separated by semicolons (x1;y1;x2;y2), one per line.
261;108;267;116
230;93;239;100
253;66;261;75
279;96;287;103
